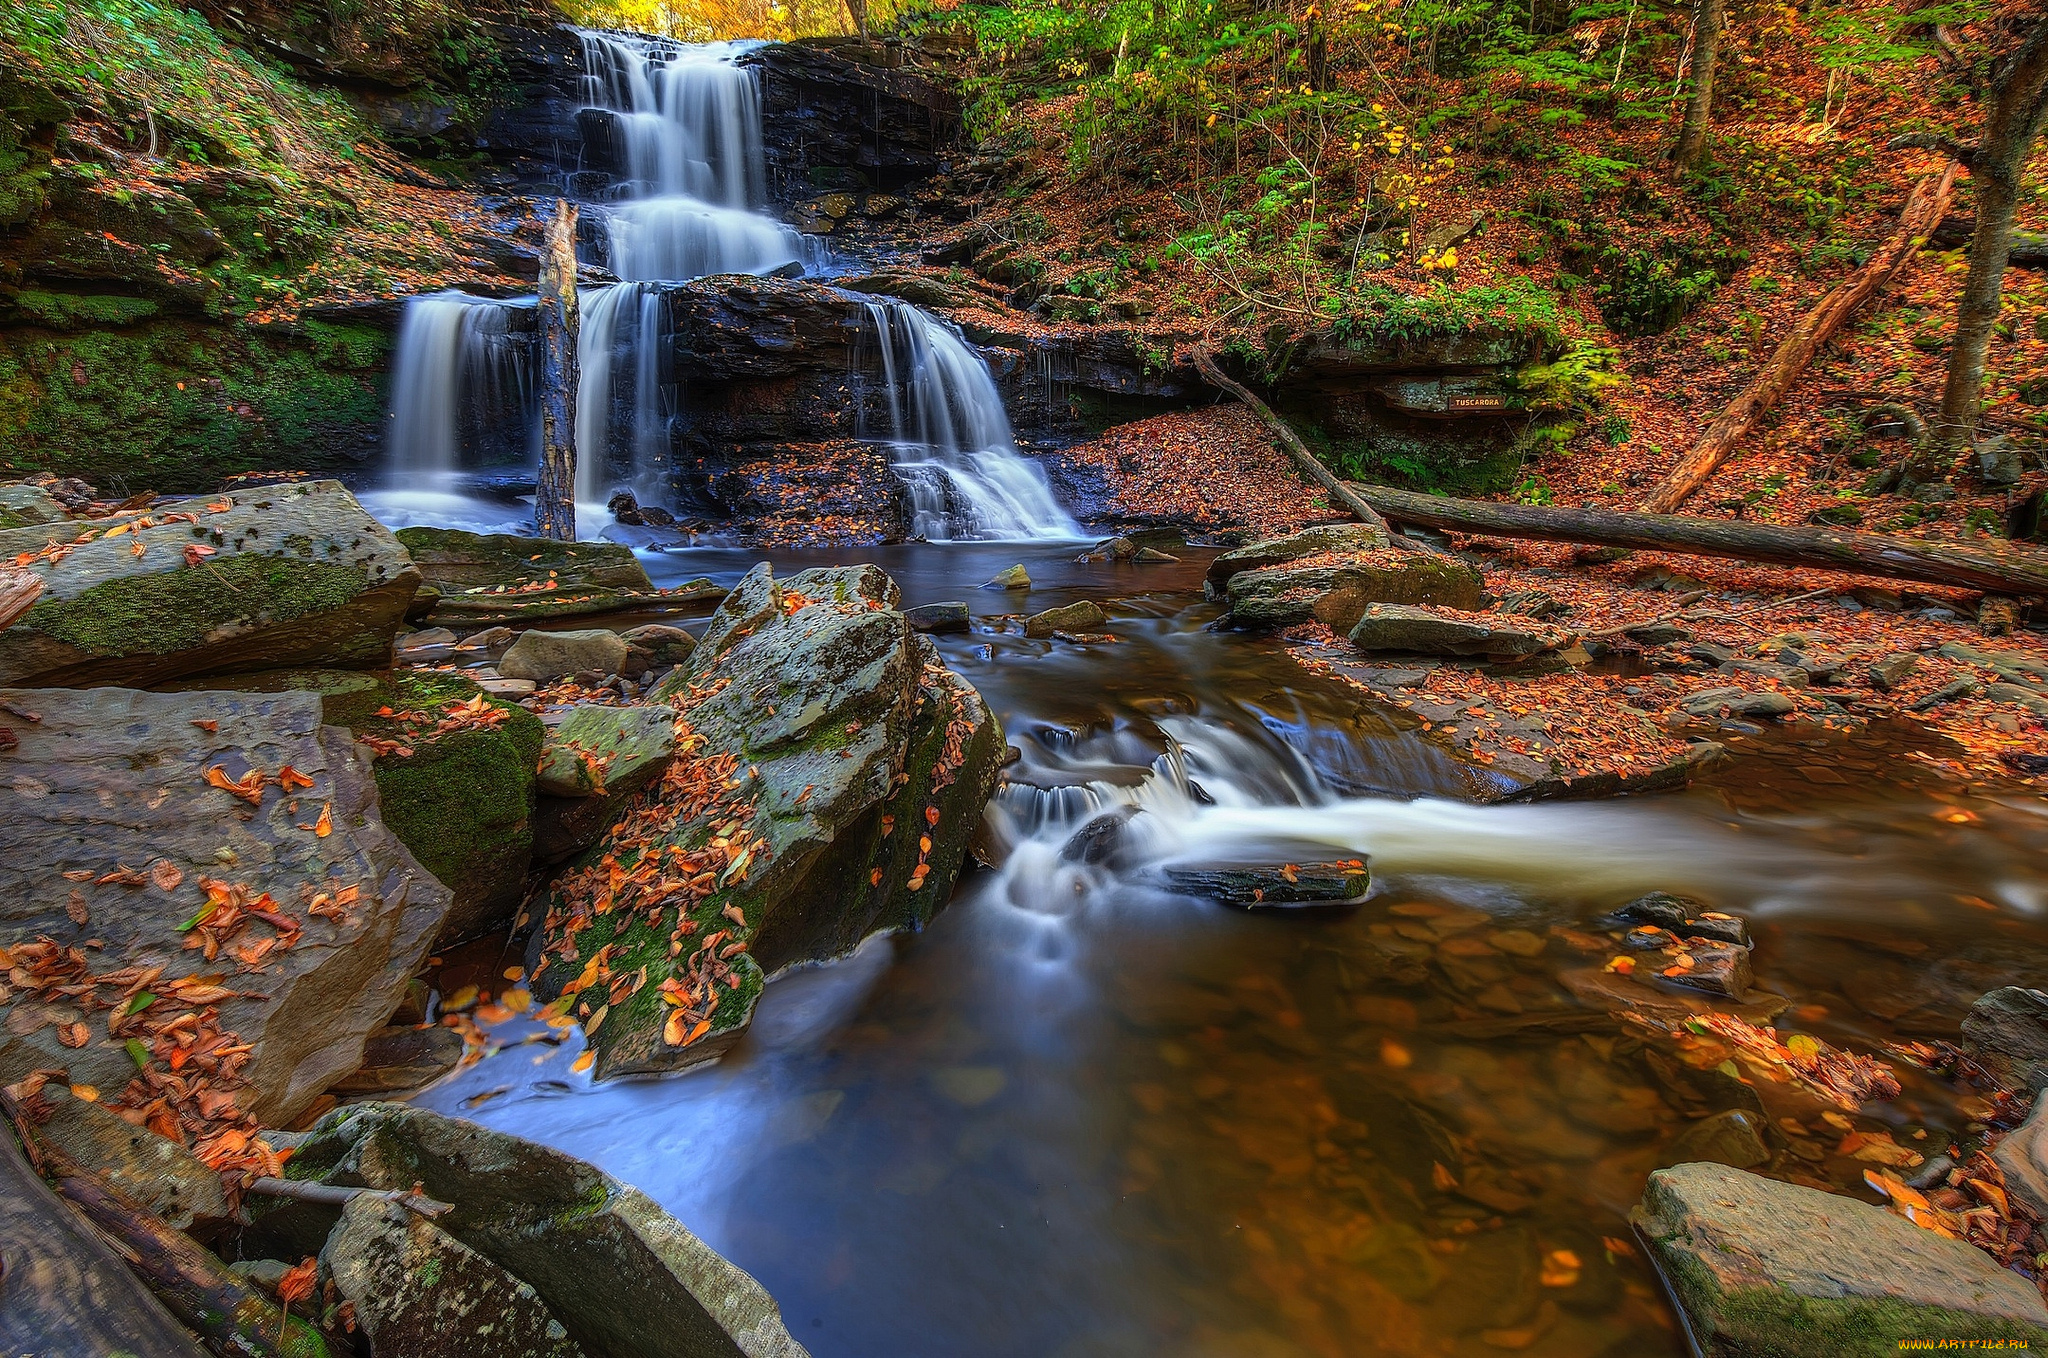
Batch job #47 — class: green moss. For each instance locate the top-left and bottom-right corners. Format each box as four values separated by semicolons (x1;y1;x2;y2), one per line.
1656;1242;2048;1356
22;554;369;656
0;317;389;491
14;289;159;328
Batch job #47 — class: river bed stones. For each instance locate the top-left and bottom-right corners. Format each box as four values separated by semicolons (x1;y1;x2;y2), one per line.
1162;860;1371;907
1634;1162;2048;1355
501;628;633;682
1204;522;1393;590
1348;604;1571;658
1023;600;1107;638
527;564;1004;1079
0;479;419;688
0;686;451;1125
280;1103;810;1358
1222;555;1487;632
1962;987;2048;1094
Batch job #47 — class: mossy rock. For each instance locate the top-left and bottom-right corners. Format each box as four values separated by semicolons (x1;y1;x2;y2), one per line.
528;564;1003;1080
0;479;417;687
169;667;543;945
395;528;654;594
1225;555;1486;632
1634;1162;2048;1357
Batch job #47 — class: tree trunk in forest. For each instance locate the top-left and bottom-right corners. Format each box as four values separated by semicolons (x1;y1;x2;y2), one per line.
535;199;580;543
1673;0;1724;167
1915;19;2048;455
1191;347;1393;539
1638;164;1958;514
1346;481;2048;597
844;0;869;40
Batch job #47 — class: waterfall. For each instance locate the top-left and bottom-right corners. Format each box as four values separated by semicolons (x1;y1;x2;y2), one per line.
385;293;528;482
574;281;678;505
862;300;1081;541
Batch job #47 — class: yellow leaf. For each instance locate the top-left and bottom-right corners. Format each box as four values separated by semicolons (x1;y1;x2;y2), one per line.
571;1050;595;1074
69;1084;99;1102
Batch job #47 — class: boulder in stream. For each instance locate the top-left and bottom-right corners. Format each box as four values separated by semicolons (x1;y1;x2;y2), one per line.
1962;987;2048;1094
276;1103;810;1358
1023;600;1107;638
501;628;633;683
527;564;1005;1078
1219;538;1486;631
0;479;418;688
532;704;681;863
1634;1162;2048;1355
0;686;451;1126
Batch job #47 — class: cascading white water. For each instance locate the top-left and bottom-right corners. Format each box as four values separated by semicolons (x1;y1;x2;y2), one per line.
385;292;527;481
862;300;1081;541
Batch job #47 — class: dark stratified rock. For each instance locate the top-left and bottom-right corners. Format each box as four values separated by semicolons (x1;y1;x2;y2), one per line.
740;42;960;202
1616;892;1752;948
1023;600;1107;638
324;1194;585;1358
905;601;970;634
285;1103;810;1358
1162;861;1371;908
0;479;418;687
0;687;450;1125
528;565;1005;1078
1348;604;1569;658
1962;988;2048;1095
1634;1162;2048;1356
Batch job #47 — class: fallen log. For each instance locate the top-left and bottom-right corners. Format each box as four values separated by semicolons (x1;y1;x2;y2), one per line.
1639;164;1959;515
1931;215;2048;267
1346;481;2048;597
1191;346;1393;538
0;566;43;631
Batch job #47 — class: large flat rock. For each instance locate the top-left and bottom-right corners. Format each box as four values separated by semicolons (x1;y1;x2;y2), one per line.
0;687;451;1126
0;479;419;687
1634;1162;2048;1355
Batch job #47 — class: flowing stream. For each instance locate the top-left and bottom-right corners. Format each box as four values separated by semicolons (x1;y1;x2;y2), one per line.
410;538;2048;1358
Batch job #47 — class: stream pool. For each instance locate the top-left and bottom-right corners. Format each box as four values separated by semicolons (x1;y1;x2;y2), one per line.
411;536;2048;1358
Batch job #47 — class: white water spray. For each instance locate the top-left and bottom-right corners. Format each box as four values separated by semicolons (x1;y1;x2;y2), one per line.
384;292;527;484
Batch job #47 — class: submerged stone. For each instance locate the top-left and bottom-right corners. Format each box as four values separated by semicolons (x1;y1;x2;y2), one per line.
1661;1109;1771;1170
905;601;971;634
1634;1162;2048;1356
1963;987;2048;1094
1162;861;1370;907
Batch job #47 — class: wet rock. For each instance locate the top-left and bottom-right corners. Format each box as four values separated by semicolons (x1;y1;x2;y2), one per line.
620;624;697;668
0;1126;208;1358
532;566;1004;1078
327;1024;466;1099
1203;522;1392;591
1962;988;2048;1093
287;1103;810;1358
1058;807;1141;868
904;601;970;634
536;704;678;798
395;527;654;595
1616;893;1751;948
838;271;979;310
501;629;632;683
1911;677;1983;711
324;1194;585;1358
1678;686;1797;720
1559;967;1788;1026
0;482;70;528
1723;658;1809;688
1075;535;1141;563
1495;589;1569;620
1024;600;1107;638
1662;1109;1771;1170
0;687;450;1124
1625;622;1692;645
33;1084;231;1230
1634;1162;2048;1353
397;626;460;662
1161;861;1370;907
1993;1096;2048;1220
1348;604;1570;658
174;668;544;947
1228;557;1489;632
984;564;1031;590
1651;939;1754;999
1688;640;1736;666
0;479;418;688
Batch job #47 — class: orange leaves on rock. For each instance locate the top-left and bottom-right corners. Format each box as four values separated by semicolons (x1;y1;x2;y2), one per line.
65;891;89;926
182;543;217;568
276;1258;319;1307
150;859;183;893
1667;1013;1901;1110
276;765;315;793
56;1021;90;1048
204;764;267;805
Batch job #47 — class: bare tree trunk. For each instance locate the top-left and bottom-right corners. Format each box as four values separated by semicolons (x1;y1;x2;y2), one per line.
1673;0;1724;167
1346;480;2048;596
1191;347;1393;540
535;200;580;543
1639;164;1958;513
1930;19;2048;453
843;0;868;40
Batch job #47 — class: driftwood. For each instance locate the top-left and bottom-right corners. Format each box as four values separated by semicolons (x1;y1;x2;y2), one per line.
0;1122;209;1358
1639;165;1959;514
535;198;581;543
1191;346;1394;538
0;566;43;631
1346;481;2048;597
247;1174;453;1219
51;1158;337;1358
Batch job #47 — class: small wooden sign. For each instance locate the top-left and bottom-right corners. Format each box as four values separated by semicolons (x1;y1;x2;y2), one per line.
1446;393;1508;412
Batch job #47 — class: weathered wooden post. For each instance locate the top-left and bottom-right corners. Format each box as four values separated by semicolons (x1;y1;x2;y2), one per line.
535;199;579;542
